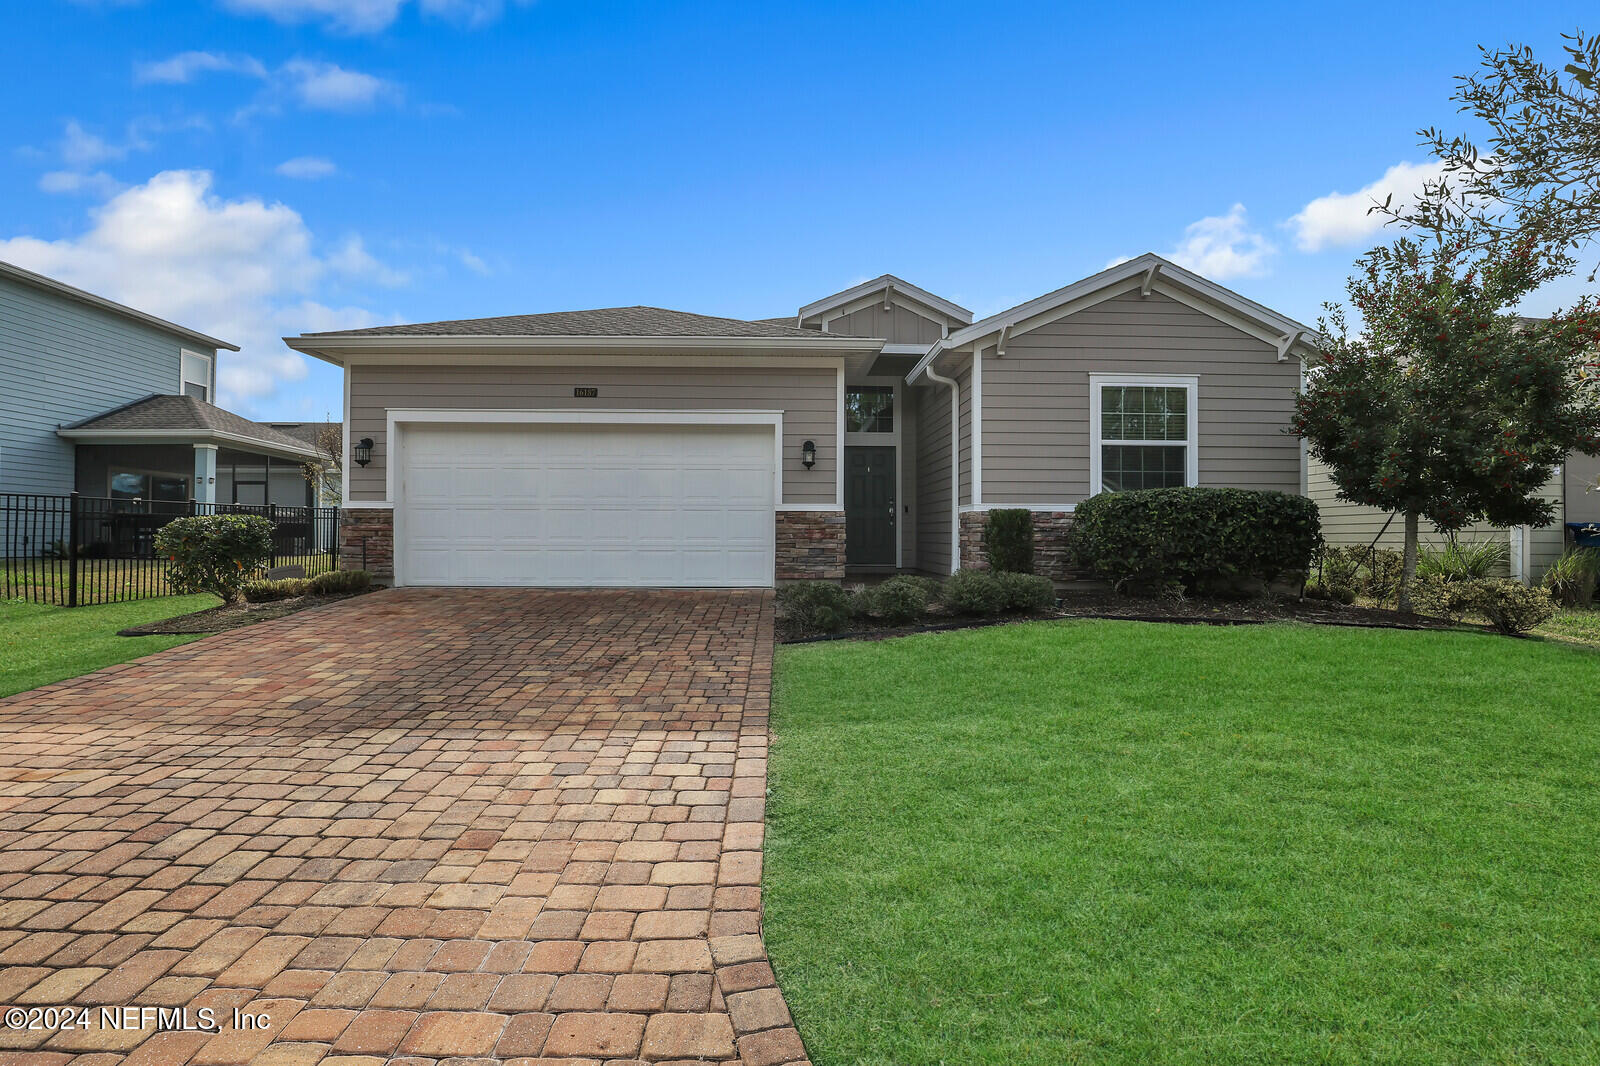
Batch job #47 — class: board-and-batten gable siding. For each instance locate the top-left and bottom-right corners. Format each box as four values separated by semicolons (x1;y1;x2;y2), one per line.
827;303;945;345
347;362;839;506
0;276;198;495
978;289;1301;504
912;379;951;574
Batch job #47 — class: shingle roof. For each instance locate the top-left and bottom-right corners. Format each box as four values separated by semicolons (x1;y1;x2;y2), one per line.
265;421;338;447
304;306;830;339
60;394;318;455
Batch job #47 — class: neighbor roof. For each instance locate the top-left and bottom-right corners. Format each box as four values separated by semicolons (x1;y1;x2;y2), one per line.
0;259;239;352
266;421;338;447
58;394;319;459
303;306;832;339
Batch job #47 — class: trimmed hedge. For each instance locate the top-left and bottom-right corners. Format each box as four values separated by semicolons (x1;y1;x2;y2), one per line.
778;580;855;633
242;577;311;603
310;569;372;594
1415;576;1556;635
1069;487;1320;595
944;569;1006;616
241;569;373;603
153;514;274;603
994;572;1056;612
863;575;929;624
983;509;1034;574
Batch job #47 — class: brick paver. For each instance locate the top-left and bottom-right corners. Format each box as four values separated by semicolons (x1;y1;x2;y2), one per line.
0;588;808;1064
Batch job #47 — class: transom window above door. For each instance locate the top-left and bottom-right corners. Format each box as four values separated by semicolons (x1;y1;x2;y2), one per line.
1090;375;1198;493
845;386;894;433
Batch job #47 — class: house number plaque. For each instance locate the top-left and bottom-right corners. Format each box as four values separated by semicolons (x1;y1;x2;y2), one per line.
573;387;598;397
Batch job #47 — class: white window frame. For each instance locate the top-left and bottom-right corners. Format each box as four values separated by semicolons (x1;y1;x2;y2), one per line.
181;350;214;402
843;377;904;569
1088;373;1199;496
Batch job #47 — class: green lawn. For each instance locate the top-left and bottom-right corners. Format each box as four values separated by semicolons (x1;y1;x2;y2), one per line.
768;621;1600;1065
0;595;219;699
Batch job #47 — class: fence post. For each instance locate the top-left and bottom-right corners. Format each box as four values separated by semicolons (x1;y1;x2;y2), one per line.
267;502;277;571
67;491;80;609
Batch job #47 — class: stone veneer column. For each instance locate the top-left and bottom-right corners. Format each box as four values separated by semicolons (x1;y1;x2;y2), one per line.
959;509;1077;581
774;511;845;581
340;508;394;578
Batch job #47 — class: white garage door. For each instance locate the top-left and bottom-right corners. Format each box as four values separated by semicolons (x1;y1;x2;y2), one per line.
397;421;775;587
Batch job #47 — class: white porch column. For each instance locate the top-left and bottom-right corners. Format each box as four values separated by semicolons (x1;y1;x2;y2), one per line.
193;444;218;506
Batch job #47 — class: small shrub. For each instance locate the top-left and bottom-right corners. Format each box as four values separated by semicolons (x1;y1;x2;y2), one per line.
1542;547;1600;607
1415;577;1557;635
983;509;1034;574
1361;549;1405;600
1315;546;1403;603
153;514;274;603
864;576;929;624
309;569;372;595
994;571;1056;612
1069;488;1320;596
1418;538;1509;582
242;577;311;603
901;575;944;605
944;568;1005;616
777;580;854;633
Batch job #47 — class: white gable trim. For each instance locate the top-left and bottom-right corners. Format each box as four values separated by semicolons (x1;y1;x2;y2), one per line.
799;274;972;327
816;289;957;335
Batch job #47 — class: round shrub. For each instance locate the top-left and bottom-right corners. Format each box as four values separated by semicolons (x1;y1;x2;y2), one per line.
944;568;1005;616
864;575;929;624
1415;577;1556;635
777;580;854;633
1069;487;1321;596
153;514;274;603
994;572;1056;612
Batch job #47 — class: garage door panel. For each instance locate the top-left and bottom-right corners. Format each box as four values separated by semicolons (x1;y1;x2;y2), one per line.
398;422;776;587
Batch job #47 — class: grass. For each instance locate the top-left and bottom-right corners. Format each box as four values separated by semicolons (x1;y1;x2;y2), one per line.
1537;607;1600;648
4;552;334;604
0;594;219;699
768;620;1600;1065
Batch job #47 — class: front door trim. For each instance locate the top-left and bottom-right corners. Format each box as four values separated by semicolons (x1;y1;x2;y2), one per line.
843;375;904;568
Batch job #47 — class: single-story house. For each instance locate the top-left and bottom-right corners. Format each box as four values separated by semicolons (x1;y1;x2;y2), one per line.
0;259;324;509
285;254;1318;588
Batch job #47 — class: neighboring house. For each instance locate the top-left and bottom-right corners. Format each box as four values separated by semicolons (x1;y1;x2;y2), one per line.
1308;454;1600;583
0;259;321;510
284;254;1319;588
267;421;342;506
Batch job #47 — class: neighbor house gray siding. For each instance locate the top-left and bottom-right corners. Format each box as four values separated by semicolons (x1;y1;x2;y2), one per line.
979;290;1301;504
1568;453;1600;525
913;379;954;574
347;362;841;506
827;303;946;345
1;274;202;495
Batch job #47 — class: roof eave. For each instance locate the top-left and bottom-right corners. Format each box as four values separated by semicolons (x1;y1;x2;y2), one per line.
283;333;887;366
56;426;320;462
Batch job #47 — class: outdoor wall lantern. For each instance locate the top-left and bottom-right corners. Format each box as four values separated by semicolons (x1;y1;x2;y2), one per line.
801;440;816;469
354;437;374;467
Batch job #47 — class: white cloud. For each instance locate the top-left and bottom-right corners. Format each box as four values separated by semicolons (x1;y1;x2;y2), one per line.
39;170;124;197
58;120;137;168
0;170;394;409
134;50;266;84
457;248;490;276
328;235;408;286
1287;161;1447;252
219;0;525;33
1165;203;1275;280
275;155;337;179
279;59;396;111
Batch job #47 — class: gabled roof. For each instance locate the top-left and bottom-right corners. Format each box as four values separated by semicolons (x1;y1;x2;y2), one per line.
303;306;830;340
0;259;238;352
798;274;972;327
266;421;338;447
909;253;1320;382
58;394;320;459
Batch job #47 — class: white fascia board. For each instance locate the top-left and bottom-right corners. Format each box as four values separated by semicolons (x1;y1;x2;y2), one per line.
56;427;320;462
798;274;973;325
284;334;884;367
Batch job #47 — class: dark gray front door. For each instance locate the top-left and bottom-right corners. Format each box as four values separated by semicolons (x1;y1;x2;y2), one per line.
845;446;896;566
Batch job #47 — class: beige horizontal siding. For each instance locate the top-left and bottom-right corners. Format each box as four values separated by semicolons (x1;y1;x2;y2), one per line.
830;303;943;345
914;379;952;574
957;361;972;505
1307;454;1510;570
980;290;1301;504
348;362;838;506
1568;453;1600;524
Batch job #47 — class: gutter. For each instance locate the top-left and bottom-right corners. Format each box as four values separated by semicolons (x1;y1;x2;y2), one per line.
923;362;962;573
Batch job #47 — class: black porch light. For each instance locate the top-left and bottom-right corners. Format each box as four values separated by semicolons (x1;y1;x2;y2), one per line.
353;437;374;467
801;439;816;470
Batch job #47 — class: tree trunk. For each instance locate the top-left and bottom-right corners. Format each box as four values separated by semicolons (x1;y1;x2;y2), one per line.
1397;511;1420;614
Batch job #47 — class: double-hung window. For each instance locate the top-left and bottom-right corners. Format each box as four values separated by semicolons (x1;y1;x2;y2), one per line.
1089;374;1198;493
181;350;213;402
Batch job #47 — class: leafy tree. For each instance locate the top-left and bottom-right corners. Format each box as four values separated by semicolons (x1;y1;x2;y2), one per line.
1381;32;1600;276
1295;236;1600;612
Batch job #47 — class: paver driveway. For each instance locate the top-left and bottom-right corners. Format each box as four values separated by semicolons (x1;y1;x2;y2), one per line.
0;588;808;1066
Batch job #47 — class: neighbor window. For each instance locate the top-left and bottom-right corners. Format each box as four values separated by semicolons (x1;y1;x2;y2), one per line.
846;386;894;433
109;471;189;510
181;350;212;402
1090;377;1197;493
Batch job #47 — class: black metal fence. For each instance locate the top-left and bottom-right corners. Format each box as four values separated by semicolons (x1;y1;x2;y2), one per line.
2;492;340;607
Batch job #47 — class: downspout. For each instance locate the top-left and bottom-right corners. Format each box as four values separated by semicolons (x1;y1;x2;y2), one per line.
923;362;962;573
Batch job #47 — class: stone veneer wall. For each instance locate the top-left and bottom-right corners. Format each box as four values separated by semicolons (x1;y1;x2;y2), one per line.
775;510;846;581
958;509;1076;581
341;508;394;578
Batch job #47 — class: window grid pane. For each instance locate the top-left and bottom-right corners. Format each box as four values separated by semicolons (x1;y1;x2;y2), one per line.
1101;386;1187;441
1101;444;1187;492
846;386;894;433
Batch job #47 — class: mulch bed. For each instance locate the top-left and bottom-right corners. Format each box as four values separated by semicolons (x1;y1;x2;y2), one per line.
118;588;376;636
779;589;1477;644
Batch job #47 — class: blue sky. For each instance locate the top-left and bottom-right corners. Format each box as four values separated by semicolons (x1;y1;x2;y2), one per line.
1;0;1592;419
